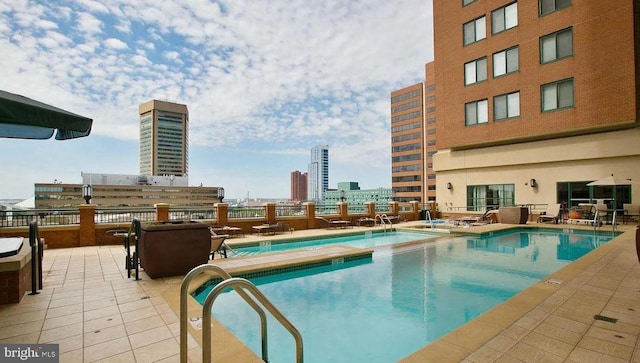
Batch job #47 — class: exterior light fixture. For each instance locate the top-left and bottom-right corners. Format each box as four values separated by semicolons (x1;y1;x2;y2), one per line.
82;184;92;204
219;187;225;202
446;182;453;190
340;190;345;202
530;179;538;188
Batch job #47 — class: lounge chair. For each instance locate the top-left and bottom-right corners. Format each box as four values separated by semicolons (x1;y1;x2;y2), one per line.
567;204;606;227
269;221;293;233
210;228;230;259
357;217;376;227
315;216;351;229
537;203;561;224
457;209;496;225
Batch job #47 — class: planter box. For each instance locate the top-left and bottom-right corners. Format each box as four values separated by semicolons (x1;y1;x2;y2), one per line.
499;207;529;224
138;221;211;279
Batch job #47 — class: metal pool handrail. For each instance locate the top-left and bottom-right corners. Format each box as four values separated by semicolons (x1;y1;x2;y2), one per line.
202;277;304;363
375;214;393;232
179;264;303;363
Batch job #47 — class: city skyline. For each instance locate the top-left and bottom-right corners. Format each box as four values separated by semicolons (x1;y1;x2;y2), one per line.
0;0;434;200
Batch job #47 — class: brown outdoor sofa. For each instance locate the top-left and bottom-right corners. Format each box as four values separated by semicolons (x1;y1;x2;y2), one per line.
137;220;211;279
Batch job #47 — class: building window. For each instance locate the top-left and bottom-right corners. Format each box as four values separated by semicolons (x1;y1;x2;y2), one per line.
392;164;421;172
467;184;515;211
463;0;477;6
539;0;571;16
494;91;520;120
493;47;519;77
426;106;436;113
427;129;436;135
426;84;435;92
427;140;436;146
541;78;574;111
426;95;435;102
427;117;436;124
465;99;488;126
463;16;486;46
540;27;573;64
465;57;487;85
492;2;518;34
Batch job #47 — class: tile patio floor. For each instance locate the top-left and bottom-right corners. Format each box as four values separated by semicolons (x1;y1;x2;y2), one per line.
0;223;639;362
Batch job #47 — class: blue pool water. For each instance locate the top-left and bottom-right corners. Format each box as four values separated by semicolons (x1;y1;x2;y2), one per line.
196;228;616;363
230;230;441;257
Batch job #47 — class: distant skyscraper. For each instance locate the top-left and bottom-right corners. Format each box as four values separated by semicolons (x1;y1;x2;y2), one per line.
308;145;329;203
138;100;189;177
290;170;308;202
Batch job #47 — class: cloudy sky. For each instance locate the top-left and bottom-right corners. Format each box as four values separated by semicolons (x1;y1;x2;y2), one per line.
0;0;433;200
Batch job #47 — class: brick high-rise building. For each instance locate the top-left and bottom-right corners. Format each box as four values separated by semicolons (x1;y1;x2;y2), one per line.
429;0;640;211
390;63;437;204
290;170;308;202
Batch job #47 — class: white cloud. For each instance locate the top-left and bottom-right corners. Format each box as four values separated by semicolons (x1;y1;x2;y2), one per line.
0;0;433;198
103;37;127;49
76;11;103;34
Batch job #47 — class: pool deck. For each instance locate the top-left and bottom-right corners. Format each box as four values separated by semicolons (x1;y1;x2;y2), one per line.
1;222;639;362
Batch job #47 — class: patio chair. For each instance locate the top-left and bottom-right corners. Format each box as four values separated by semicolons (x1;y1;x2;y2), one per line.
210;228;230;259
623;204;640;224
537;204;562;224
315;216;351;229
269;221;293;234
457;209;496;225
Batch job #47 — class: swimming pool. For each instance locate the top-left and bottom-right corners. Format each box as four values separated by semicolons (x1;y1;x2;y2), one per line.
229;230;442;257
196;228;616;362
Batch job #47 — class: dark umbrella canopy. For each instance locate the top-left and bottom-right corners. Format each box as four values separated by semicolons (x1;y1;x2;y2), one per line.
0;90;93;140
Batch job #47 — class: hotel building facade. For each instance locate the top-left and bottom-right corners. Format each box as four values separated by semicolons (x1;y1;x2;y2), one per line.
139;100;189;177
421;0;640;212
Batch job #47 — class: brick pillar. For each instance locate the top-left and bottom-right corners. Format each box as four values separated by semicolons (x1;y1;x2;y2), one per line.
305;202;316;228
265;203;276;224
215;203;228;226
410;201;420;221
365;202;376;218
79;204;95;247
155;203;170;222
338;202;349;221
390;201;399;216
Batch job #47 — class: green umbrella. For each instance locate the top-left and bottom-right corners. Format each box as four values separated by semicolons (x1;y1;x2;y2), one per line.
0;90;92;140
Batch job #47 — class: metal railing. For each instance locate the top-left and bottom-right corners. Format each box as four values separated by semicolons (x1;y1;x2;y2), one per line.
95;207;156;223
0;209;80;227
347;204;367;214
180;265;303;363
315;204;338;215
275;205;306;217
228;207;266;219
169;207;216;221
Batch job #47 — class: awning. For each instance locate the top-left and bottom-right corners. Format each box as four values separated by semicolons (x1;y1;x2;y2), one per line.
0;90;93;140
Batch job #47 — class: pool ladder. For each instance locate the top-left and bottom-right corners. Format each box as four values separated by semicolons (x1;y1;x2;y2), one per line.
375;214;393;232
424;210;434;229
179;264;303;363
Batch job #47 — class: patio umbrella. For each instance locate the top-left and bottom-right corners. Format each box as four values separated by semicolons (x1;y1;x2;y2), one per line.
0;90;92;140
586;174;635;186
586;174;637;211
